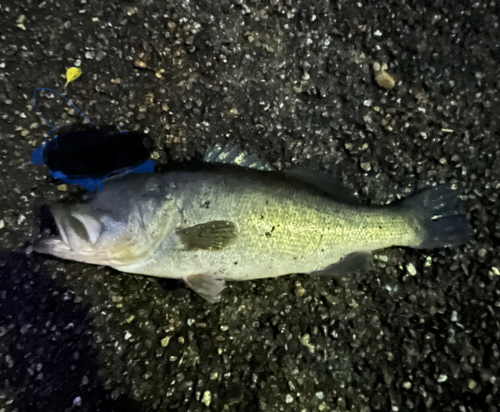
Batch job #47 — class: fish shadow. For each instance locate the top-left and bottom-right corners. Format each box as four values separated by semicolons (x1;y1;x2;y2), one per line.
0;250;144;412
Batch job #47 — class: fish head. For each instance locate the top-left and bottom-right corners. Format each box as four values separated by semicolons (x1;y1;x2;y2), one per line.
32;203;141;266
32;176;177;267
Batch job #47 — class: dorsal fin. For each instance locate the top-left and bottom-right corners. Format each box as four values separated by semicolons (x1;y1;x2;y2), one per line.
283;168;361;204
204;144;273;171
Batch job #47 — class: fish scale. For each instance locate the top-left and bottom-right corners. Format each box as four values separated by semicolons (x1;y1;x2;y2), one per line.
120;169;421;280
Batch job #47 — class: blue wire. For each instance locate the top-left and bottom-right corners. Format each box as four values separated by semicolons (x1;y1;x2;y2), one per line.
34;88;94;144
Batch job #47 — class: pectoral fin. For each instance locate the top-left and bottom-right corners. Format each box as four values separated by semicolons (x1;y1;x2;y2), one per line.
185;273;226;303
176;221;237;251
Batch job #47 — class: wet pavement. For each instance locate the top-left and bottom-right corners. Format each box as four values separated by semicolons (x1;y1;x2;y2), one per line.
1;0;499;411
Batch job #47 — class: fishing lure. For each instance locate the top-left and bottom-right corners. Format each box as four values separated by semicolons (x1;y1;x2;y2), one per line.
64;67;82;88
31;88;156;192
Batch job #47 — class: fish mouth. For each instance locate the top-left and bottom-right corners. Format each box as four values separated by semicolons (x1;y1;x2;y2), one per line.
31;204;71;256
31;204;102;260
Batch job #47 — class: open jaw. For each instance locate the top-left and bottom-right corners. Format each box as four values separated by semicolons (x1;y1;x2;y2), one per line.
31;204;103;263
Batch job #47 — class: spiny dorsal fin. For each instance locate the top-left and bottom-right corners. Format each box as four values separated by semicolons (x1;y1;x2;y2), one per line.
204;143;273;171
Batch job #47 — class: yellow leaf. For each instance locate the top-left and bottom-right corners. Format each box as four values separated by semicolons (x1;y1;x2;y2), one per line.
65;67;82;87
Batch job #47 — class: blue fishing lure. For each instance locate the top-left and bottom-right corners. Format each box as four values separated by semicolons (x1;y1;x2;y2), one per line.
31;88;155;192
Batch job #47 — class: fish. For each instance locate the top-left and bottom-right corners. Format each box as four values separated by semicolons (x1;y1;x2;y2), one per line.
31;145;473;302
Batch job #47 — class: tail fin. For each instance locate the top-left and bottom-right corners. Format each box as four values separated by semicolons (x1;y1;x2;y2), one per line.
402;185;473;249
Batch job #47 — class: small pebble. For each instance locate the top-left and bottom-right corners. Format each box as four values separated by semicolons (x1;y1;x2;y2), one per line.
57;184;68;192
95;50;107;62
73;396;82;407
403;381;412;389
135;60;147;68
161;336;171;347
437;374;448;383
406;263;417;276
294;283;306;297
285;394;293;404
300;334;315;354
5;354;14;368
375;71;396;89
65;42;76;52
468;379;477;390
360;162;372;172
0;219;4;229
201;390;211;407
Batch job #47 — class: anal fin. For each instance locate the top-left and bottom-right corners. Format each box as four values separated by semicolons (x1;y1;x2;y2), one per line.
185;273;226;303
312;252;371;276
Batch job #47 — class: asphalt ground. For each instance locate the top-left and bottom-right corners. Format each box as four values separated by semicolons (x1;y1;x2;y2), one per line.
1;0;499;411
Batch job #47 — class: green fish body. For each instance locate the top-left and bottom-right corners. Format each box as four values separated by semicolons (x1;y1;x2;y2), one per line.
33;149;472;302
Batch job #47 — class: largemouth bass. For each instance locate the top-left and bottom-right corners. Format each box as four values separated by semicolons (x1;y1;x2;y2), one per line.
32;146;473;302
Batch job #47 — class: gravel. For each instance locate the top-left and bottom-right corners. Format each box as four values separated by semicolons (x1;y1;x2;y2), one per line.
1;0;499;411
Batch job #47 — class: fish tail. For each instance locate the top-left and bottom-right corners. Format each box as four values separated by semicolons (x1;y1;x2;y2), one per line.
402;185;473;249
